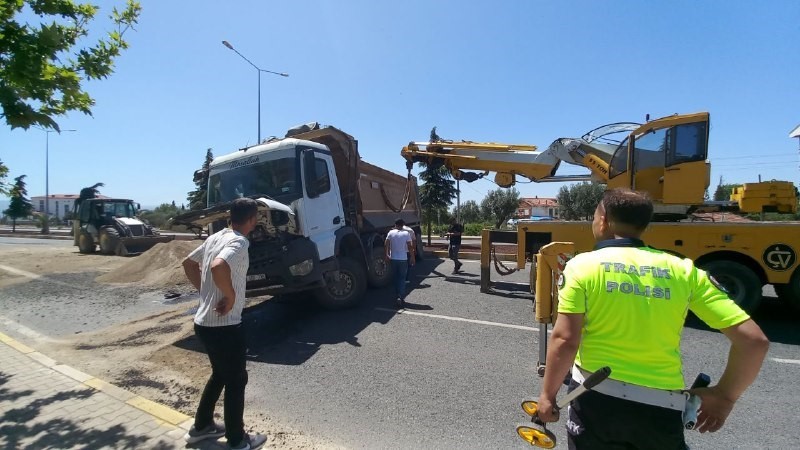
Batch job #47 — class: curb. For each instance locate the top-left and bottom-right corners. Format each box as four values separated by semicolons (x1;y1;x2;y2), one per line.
0;232;72;240
0;331;193;431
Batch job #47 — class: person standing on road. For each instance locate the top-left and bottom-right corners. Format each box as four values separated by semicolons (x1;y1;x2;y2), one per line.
446;217;463;274
181;198;267;450
536;188;769;449
385;218;414;307
403;224;416;282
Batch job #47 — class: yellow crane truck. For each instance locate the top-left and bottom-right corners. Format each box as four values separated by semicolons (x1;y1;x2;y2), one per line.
401;112;799;313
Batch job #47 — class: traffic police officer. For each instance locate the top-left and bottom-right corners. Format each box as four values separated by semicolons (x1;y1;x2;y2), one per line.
536;188;769;449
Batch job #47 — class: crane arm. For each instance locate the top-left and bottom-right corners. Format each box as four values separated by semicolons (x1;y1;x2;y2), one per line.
400;123;638;188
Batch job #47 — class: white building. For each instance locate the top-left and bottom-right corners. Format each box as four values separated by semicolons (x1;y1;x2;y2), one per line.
30;194;108;219
516;197;559;218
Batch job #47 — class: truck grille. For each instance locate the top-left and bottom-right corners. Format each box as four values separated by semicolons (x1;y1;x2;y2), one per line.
128;225;145;236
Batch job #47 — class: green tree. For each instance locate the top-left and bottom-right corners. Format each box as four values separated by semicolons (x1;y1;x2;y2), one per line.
73;182;104;212
0;159;8;195
480;187;520;229
187;148;213;210
140;202;181;229
418;127;457;244
4;175;33;231
557;182;605;220
454;199;482;224
1;0;142;131
713;176;742;202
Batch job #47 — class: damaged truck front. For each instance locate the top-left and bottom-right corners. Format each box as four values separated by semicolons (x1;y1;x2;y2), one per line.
173;124;423;309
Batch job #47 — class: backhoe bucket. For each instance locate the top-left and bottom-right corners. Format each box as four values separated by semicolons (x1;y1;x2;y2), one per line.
119;235;175;255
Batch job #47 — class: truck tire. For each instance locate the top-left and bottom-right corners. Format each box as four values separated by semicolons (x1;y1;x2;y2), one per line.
415;229;425;261
99;227;121;255
774;269;800;312
699;260;762;313
78;231;96;254
367;247;391;288
314;257;366;309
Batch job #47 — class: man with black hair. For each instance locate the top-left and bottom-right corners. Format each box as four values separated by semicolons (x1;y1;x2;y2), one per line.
446;217;463;274
182;198;267;450
536;188;769;449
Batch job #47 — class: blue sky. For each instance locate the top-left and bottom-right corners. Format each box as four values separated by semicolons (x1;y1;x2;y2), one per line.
2;0;799;209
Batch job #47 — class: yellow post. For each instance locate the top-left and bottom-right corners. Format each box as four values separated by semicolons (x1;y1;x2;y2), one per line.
480;228;491;292
533;242;575;376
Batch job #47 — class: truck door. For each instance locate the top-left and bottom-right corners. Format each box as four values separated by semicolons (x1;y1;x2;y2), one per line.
301;149;344;261
661;119;709;205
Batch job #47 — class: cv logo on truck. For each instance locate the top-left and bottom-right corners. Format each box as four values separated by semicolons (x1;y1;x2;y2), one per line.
762;244;796;271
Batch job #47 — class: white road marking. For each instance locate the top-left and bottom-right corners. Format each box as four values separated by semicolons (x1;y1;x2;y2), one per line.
770;358;800;365
0;264;82;289
375;307;539;332
0;314;62;343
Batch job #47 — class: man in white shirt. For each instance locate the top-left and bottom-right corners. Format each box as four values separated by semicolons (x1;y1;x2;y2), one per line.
385;218;414;307
181;198;267;450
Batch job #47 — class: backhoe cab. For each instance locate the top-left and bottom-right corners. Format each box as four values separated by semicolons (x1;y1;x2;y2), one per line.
73;198;173;256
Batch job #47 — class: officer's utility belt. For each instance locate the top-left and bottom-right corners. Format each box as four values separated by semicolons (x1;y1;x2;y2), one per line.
571;365;686;411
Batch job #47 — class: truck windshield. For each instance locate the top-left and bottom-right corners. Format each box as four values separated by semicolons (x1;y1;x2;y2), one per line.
102;202;137;218
208;157;300;206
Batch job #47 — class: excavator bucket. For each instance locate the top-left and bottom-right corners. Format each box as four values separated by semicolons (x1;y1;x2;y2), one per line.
117;235;175;256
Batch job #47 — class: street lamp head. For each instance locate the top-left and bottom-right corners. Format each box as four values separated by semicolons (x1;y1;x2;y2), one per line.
222;40;234;50
279;73;289;77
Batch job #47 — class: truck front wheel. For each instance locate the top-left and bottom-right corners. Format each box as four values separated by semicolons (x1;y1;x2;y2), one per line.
78;231;96;254
774;269;800;312
314;257;367;309
99;227;121;255
699;260;762;313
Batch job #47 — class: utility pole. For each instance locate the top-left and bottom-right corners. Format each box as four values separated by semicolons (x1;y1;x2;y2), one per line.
222;41;288;144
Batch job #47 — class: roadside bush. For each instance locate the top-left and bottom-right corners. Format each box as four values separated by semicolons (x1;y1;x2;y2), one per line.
464;222;493;236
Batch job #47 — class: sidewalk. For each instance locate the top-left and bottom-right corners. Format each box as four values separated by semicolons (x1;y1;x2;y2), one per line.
0;333;228;450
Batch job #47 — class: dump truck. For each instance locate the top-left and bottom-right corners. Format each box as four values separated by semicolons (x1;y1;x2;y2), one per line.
173;122;423;309
73;197;174;256
402;112;800;313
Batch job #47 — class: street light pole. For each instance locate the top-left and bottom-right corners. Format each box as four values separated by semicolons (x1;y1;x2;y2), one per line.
222;40;288;144
43;129;76;234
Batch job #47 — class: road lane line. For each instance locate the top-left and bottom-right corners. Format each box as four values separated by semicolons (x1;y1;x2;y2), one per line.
771;358;800;365
0;314;62;343
375;307;539;332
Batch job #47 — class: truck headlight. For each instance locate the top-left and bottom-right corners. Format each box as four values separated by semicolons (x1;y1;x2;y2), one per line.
289;259;314;276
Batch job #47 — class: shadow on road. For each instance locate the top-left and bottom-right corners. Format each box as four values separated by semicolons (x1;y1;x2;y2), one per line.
435;266;534;301
172;257;441;366
685;296;800;345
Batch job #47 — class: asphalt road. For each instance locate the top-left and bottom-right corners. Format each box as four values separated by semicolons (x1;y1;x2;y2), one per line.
1;238;799;449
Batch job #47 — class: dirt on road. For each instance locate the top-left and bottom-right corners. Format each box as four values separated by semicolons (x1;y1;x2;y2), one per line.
0;242;340;449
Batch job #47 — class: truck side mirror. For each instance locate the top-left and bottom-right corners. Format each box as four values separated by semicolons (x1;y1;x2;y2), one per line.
193;169;207;183
303;150;319;198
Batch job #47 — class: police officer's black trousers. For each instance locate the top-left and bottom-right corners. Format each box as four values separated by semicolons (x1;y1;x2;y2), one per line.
566;379;687;450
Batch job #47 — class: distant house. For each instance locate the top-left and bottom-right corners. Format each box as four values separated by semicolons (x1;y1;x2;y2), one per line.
516;197;559;219
30;194;110;219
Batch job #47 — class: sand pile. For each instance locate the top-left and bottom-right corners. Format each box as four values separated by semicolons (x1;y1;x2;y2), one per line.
96;240;202;289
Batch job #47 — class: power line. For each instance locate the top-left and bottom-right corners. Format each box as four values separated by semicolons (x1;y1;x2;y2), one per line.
713;160;798;168
710;152;796;160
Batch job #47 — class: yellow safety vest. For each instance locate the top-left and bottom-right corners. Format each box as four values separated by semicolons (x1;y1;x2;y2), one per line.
558;238;750;390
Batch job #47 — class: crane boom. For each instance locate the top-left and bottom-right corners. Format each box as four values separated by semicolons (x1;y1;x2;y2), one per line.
402;112;797;219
